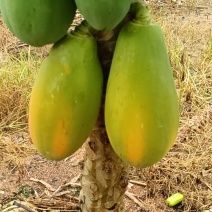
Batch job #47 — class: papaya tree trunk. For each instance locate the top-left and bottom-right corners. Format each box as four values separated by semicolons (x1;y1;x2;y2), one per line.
80;106;129;211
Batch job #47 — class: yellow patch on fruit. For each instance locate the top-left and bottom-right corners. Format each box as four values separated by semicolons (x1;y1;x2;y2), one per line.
51;119;69;159
124;112;144;165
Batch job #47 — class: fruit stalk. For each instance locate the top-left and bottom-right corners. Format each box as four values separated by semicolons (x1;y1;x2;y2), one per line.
131;2;151;25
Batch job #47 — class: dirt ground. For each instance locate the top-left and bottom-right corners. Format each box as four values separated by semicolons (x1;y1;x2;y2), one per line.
0;1;212;212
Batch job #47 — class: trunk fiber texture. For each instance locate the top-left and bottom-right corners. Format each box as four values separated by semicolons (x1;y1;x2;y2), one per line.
80;107;129;212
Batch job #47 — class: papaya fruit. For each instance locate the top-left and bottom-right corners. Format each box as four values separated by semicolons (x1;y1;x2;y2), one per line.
105;4;179;168
29;23;103;160
74;0;131;30
0;0;76;46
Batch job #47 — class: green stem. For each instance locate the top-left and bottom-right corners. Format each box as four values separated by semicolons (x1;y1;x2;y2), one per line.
72;20;98;37
130;2;152;25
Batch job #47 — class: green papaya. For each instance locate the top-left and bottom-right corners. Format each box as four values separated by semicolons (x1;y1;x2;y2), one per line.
29;24;103;160
0;0;76;46
105;4;179;168
74;0;131;30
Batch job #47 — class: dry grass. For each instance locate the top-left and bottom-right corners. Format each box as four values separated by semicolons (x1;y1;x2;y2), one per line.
0;1;211;211
0;52;38;133
0;18;49;134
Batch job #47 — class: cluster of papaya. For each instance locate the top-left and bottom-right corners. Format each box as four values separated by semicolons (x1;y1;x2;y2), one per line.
0;0;179;167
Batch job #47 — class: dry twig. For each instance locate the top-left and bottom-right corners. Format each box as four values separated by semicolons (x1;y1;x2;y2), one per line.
30;178;55;191
125;191;149;212
129;180;147;187
13;201;36;212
